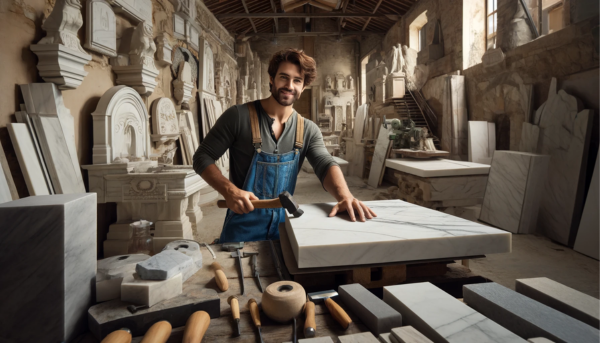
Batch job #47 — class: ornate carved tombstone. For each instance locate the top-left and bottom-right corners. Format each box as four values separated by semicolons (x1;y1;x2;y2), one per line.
85;0;117;57
151;97;179;145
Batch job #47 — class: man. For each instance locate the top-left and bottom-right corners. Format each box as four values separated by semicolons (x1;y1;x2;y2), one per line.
193;48;375;243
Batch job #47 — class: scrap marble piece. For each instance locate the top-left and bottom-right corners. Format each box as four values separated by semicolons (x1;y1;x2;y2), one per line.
338;283;402;336
97;254;151;302
385;158;490;178
0;194;96;343
463;282;600;343
121;273;183;307
155;34;172;67
391;326;433;343
468;121;496;164
163;240;203;268
285;200;511;269
7;123;51;195
573;150;599;260
519;123;541;153
479;151;549;234
85;0;117;57
20;83;86;194
339;332;380;343
368;125;392;188
516;277;600;329
383;282;526;343
136;250;194;281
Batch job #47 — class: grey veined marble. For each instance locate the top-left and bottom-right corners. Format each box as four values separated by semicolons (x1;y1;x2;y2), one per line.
136;249;195;281
0;194;97;343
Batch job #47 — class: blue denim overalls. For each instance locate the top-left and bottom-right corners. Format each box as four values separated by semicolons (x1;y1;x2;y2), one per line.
219;102;304;243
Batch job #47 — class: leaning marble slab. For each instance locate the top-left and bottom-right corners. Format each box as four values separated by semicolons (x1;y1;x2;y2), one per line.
463;282;600;343
7;123;52;195
479;151;549;234
368;125;393;187
385;158;490;178
15;109;54;193
20;83;86;194
285;200;511;268
0;194;96;343
0;140;18;204
383;282;526;343
468;121;495;165
573;150;599;260
518;122;541;153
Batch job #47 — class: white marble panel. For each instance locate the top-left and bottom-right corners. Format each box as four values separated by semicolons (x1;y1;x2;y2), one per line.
519;122;541;153
85;0;117;57
480;151;549;234
0;194;96;342
383;282;526;343
0;140;18;204
368;125;392;188
20;83;86;194
574;150;599;259
108;0;152;24
385;158;490;178
7;123;52;195
285;200;511;268
468;121;495;165
353;103;368;140
15;110;54;193
442;75;468;160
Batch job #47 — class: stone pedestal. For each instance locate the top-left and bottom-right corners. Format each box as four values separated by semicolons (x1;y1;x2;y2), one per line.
0;194;97;342
385;72;405;102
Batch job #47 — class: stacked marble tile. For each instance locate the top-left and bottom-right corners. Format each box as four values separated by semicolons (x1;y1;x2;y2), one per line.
468;121;496;165
479;151;550;233
0;194;96;342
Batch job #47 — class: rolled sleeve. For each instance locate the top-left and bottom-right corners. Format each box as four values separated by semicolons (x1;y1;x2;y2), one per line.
303;120;338;185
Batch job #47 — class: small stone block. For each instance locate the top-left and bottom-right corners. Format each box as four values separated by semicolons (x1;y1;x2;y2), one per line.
121;273;182;307
283;337;336;343
391;326;433;343
516;277;600;329
339;283;402;336
163;240;203;268
378;333;392;343
527;338;555;343
136;250;194;281
338;332;380;343
96;254;150;302
463;283;600;343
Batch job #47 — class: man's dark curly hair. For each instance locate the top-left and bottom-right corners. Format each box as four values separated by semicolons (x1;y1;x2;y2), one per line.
267;48;317;89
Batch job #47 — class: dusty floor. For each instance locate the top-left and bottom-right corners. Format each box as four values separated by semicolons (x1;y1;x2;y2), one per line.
196;170;600;298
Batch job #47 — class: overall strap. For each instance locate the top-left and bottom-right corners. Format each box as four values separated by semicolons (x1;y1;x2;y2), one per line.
295;114;304;149
247;102;262;150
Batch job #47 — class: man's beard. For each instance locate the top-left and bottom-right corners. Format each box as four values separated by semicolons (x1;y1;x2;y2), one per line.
271;84;299;106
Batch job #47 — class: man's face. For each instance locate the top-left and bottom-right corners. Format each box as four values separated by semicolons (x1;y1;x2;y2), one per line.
270;61;305;106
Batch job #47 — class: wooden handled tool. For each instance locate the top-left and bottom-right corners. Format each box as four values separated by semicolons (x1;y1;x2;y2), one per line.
324;298;352;329
211;261;229;292
304;300;316;338
228;295;241;337
248;299;265;343
101;329;132;343
216;191;304;217
183;311;210;343
140;321;171;343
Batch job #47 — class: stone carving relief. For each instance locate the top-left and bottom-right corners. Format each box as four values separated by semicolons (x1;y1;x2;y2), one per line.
107;0;152;24
334;106;344;131
30;0;92;89
326;75;332;89
387;44;404;75
200;41;215;93
173;61;193;105
151;98;180;144
85;0;117;57
348;75;354;90
155;34;172;67
335;73;346;90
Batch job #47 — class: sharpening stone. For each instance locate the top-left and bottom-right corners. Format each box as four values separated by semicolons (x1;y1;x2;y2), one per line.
463;282;600;343
338;332;380;343
96;254;150;302
391;326;433;343
136;249;195;281
339;283;402;336
121;273;182;306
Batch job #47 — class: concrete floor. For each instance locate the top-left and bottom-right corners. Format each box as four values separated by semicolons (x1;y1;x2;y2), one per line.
196;170;600;298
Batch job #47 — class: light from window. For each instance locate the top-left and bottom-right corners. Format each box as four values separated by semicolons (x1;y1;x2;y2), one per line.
418;26;426;52
487;0;497;49
543;1;564;35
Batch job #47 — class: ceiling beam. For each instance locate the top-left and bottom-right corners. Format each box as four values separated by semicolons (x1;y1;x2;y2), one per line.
282;0;310;12
309;0;336;11
240;0;258;33
337;0;350;33
362;0;384;31
217;12;394;19
238;31;385;39
269;0;279;33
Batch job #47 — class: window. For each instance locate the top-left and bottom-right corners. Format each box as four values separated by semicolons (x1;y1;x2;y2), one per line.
542;0;564;35
418;26;427;52
409;11;428;52
486;0;498;49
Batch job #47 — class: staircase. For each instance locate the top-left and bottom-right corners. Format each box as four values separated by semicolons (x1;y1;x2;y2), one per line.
391;90;441;150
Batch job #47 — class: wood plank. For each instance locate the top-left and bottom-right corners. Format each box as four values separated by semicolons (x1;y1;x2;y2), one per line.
269;0;279;32
218;12;389;19
362;0;383;31
240;0;257;33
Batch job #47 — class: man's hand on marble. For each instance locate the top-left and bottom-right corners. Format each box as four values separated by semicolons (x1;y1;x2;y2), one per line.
329;197;377;222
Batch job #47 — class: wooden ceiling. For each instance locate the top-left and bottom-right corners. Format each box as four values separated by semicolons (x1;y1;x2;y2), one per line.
204;0;418;38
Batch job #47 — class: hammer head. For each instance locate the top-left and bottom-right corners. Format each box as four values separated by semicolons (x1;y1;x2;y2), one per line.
307;290;338;303
278;191;304;217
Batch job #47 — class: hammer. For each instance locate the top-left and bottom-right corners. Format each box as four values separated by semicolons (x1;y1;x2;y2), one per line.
217;191;304;217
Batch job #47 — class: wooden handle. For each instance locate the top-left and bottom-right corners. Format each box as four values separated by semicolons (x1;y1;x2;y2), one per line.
229;296;240;320
248;299;261;327
140;321;171;343
217;199;282;209
304;301;316;333
212;262;229;292
325;298;352;330
183;311;210;343
101;329;132;343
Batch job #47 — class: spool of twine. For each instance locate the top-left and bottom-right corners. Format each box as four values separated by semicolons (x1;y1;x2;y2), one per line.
261;281;306;323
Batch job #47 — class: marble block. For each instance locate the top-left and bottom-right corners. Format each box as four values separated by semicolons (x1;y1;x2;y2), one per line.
97;254;151;302
391;326;433;343
468;121;496;164
136;250;194;281
283;337;335;343
368;125;392;188
285;200;511;268
378;333;392;343
163;240;203;268
385;72;406;101
85;0;117;57
519;123;541;153
0;194;96;343
463;282;600;343
383;282;526;343
385;158;490;178
573;150;599;259
480;151;549;233
7;123;51;195
338;283;402;336
339;332;380;343
515;277;600;329
121;273;183;307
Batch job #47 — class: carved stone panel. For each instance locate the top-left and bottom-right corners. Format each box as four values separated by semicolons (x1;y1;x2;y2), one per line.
85;0;117;57
107;0;152;25
122;179;167;202
151;98;179;143
335;106;343;131
199;39;215;94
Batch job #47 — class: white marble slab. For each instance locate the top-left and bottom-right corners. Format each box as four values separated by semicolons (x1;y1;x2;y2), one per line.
385;158;490;178
480;151;549;234
85;0;117;57
15;109;54;193
442;75;468;160
574;150;599;260
383;282;526;343
121;273;182;307
0;194;96;342
0;140;18;204
368;125;392;188
353;103;368;140
468;121;495;165
8;123;52;195
20;83;86;194
285;200;511;268
519;123;541;153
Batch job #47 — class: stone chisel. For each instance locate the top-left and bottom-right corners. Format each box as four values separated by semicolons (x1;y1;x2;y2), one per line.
248;299;265;343
307;290;352;329
228;296;242;337
251;254;264;292
222;242;245;295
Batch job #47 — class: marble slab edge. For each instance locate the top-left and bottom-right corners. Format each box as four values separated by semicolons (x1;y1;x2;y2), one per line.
88;296;220;340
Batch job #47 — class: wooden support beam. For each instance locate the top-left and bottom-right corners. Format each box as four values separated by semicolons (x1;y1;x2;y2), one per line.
282;0;309;12
240;0;257;33
362;0;384;31
269;0;279;33
309;0;335;11
217;12;391;19
238;31;385;39
337;0;350;33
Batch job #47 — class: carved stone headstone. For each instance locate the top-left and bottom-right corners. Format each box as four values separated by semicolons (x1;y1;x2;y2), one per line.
85;0;117;57
151;98;179;144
